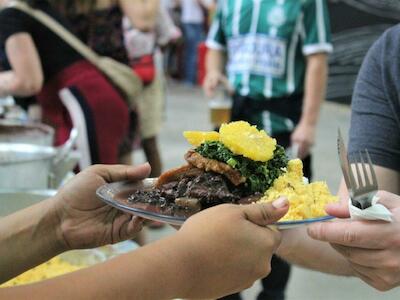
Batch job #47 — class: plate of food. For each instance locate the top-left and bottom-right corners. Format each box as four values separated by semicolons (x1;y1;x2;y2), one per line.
97;121;337;229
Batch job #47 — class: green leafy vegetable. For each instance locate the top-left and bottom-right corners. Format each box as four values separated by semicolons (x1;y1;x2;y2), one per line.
195;141;288;193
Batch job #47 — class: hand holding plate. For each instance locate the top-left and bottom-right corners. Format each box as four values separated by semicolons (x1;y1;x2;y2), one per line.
53;163;151;250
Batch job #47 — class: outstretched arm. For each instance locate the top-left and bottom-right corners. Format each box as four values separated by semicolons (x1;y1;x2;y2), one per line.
203;48;229;98
0;197;65;283
119;0;159;32
291;53;328;159
0;189;289;299
0;164;149;284
0;33;43;97
278;164;400;281
277;227;353;276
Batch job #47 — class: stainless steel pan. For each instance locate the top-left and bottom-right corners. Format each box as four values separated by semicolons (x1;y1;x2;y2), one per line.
0;129;79;189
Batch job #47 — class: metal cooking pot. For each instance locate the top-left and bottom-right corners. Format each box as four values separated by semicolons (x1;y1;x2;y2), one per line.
0;189;56;217
0;119;54;146
0;129;79;189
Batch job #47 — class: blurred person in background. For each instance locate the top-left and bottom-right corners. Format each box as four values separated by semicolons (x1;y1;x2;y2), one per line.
159;0;183;79
0;0;131;166
160;0;183;78
203;0;332;299
51;0;142;166
179;0;215;86
122;0;181;179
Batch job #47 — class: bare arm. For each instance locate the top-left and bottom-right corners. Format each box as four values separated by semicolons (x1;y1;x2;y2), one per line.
277;175;353;277
198;0;215;10
203;48;230;98
277;227;353;276
119;0;160;32
206;48;225;75
0;33;43;97
291;53;328;158
0;235;193;300
0;188;288;299
0;164;151;284
0;198;64;283
370;165;400;194
278;164;400;275
301;53;327;127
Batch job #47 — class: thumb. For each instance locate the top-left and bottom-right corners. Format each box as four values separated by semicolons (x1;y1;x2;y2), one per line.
325;198;350;218
126;163;152;180
95;163;152;183
375;190;400;210
241;197;289;226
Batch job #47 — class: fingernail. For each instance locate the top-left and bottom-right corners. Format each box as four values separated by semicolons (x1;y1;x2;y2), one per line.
307;224;319;238
272;197;289;209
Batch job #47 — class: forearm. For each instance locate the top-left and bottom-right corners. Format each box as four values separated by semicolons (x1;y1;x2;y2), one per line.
300;53;328;126
277;228;353;276
0;198;65;283
206;49;225;75
0;71;18;97
0;235;191;300
0;71;41;97
278;183;351;275
120;0;159;31
0;72;12;97
198;0;214;10
3;34;44;96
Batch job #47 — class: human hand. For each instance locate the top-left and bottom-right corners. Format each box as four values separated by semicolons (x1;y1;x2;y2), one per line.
173;198;289;299
308;191;400;291
291;121;316;159
202;70;232;98
53;164;151;250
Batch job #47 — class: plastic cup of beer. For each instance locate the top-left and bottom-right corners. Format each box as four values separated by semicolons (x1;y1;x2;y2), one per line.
208;97;232;127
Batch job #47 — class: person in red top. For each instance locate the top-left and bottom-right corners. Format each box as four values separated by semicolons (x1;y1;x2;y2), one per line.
0;0;132;167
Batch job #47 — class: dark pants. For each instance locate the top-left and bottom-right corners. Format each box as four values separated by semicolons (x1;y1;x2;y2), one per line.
182;23;203;85
220;94;312;300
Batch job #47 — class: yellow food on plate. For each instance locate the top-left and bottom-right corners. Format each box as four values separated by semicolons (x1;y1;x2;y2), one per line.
1;256;83;287
183;130;220;146
220;121;276;162
258;159;338;221
183;121;277;162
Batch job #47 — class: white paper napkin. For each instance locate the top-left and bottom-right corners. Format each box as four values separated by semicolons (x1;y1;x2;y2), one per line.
349;195;393;222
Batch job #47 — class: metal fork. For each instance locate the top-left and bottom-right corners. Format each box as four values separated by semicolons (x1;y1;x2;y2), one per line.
337;130;378;209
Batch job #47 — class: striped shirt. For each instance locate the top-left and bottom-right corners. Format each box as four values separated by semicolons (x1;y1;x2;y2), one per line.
206;0;332;134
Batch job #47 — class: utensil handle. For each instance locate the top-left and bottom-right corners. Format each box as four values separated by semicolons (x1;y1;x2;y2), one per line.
54;128;78;164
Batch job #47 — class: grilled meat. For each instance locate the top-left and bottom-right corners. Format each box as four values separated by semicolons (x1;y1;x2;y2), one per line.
184;149;246;186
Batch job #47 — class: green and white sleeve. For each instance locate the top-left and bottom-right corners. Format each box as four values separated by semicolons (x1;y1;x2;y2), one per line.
301;0;333;56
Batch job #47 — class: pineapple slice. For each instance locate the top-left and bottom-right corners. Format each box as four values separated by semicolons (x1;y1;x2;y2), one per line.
219;121;276;162
183;131;220;146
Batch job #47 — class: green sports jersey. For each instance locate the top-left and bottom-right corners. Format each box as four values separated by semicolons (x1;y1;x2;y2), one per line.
206;0;332;134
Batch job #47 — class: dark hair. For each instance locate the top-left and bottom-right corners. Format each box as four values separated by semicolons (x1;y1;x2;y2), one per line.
22;0;42;7
47;0;97;16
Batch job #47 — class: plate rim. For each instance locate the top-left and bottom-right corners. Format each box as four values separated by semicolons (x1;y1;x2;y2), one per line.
96;180;335;227
274;215;335;226
96;180;187;225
